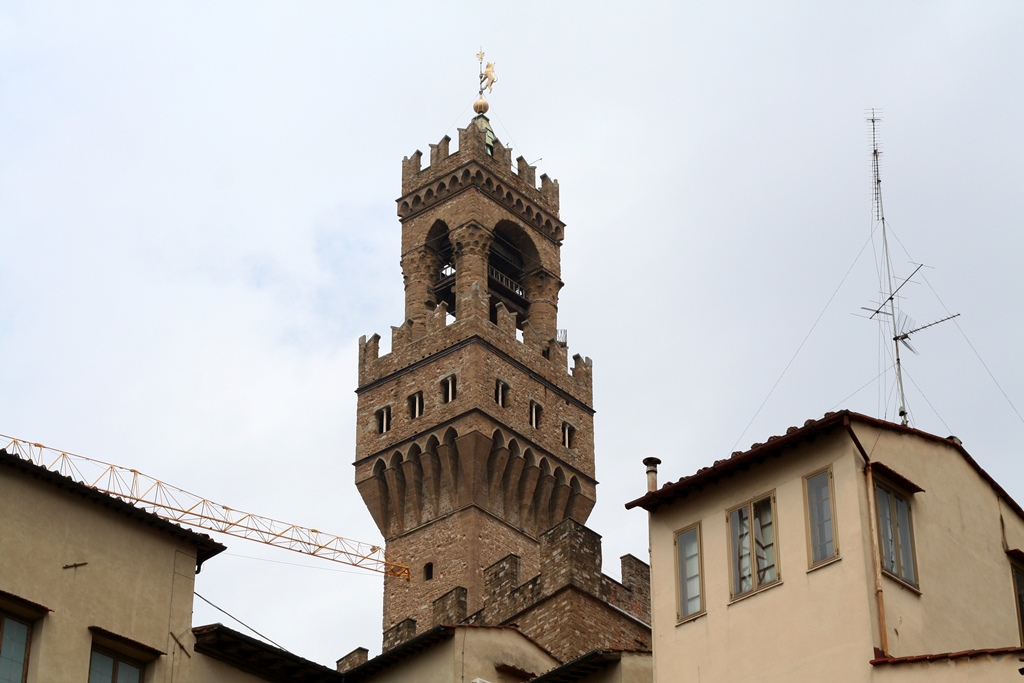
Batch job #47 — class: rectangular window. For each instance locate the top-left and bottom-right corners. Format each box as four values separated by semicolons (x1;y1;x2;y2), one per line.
529;401;542;429
561;422;575;448
675;524;704;620
408;392;424;419
804;468;838;566
89;648;143;683
875;482;917;586
728;493;779;598
441;375;457;403
1012;562;1024;644
494;380;509;407
0;612;31;683
375;406;391;434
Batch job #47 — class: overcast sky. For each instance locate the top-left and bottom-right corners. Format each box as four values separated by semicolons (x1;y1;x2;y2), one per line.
3;0;1022;667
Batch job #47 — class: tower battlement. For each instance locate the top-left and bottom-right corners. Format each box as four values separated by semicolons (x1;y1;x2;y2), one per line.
399;120;562;242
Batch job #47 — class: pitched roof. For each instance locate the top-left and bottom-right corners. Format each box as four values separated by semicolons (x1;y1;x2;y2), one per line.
625;410;1024;521
194;623;346;682
530;649;650;683
1;448;225;567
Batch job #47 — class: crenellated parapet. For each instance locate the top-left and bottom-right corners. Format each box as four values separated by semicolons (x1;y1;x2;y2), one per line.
427;520;652;661
399;120;563;245
357;316;594;406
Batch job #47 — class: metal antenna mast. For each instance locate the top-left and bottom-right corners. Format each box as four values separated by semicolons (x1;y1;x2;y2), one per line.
863;110;959;426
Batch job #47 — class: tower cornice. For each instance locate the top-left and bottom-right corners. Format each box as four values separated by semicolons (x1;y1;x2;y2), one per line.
397;159;564;245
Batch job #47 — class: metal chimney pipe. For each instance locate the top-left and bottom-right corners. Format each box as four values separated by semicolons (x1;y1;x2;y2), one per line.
643;457;662;492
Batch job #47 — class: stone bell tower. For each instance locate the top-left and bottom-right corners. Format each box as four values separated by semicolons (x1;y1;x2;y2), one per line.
352;98;650;660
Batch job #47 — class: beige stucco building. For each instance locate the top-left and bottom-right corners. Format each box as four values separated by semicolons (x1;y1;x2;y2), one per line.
628;410;1024;681
0;448;366;683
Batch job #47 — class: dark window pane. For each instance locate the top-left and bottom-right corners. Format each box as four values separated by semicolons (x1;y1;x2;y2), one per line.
730;507;752;595
0;617;30;683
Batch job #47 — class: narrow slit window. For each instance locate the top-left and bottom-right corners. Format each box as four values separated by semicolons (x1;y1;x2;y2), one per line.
495;380;509;407
676;524;704;620
408;392;424;419
561;422;575;448
441;375;457;403
804;468;839;566
728;493;780;598
529;401;542;429
375;406;392;434
424;562;434;581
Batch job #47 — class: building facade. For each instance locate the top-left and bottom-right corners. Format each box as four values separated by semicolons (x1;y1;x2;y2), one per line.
0;449;227;683
628;410;1024;681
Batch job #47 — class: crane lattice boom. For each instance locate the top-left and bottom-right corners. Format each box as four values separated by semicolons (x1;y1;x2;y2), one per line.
2;434;410;579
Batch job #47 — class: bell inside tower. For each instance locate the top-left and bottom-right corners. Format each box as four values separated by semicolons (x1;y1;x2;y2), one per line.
487;223;532;328
426;220;456;315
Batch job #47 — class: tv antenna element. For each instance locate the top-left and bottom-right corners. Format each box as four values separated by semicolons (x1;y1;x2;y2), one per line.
861;110;959;426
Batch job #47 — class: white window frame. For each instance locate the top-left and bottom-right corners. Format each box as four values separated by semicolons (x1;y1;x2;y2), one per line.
675;523;704;622
803;466;839;568
727;492;781;599
874;480;918;587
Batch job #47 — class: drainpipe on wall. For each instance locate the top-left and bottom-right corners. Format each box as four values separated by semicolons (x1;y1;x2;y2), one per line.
844;416;889;658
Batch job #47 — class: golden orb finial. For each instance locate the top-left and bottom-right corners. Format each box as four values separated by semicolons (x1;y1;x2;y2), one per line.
473;97;490;114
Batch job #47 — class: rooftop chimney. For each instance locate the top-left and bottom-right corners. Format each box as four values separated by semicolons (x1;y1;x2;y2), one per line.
643;457;662;493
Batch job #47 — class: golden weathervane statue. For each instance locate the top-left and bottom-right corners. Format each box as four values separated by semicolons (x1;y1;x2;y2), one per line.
474;49;496;114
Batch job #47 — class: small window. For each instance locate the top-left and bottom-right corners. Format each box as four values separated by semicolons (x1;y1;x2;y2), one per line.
804;468;839;566
728;493;780;598
408;392;424;419
0;612;31;683
89;648;143;683
494;380;509;407
424;562;434;581
1012;561;1024;644
875;481;917;586
561;422;575;448
441;375;457;403
529;401;542;429
675;524;704;621
375;406;392;434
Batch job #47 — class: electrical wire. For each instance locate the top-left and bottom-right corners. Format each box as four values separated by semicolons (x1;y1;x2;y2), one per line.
731;232;874;452
194;592;289;652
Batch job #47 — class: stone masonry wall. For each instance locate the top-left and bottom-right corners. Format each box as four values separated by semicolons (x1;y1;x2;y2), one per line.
511;589;652;664
380;507;541;641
